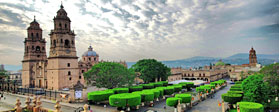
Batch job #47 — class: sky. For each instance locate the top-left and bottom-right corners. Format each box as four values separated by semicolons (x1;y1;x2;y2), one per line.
0;0;279;65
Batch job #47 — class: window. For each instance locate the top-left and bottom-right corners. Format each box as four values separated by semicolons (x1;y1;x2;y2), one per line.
65;24;67;29
36;33;39;38
199;73;201;77
65;39;70;48
89;58;91;61
67;63;70;67
71;40;74;45
81;70;84;73
31;33;34;37
26;46;29;52
42;47;45;50
94;58;96;61
36;46;40;51
68;71;71;75
59;23;62;28
192;74;194;77
53;40;56;47
203;73;205;77
69;77;71;80
37;55;40;57
61;39;63;43
32;46;34;50
79;76;82;79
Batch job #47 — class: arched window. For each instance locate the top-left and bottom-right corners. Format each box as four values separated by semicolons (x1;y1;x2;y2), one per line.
68;71;71;75
65;39;70;48
32;46;34;50
94;58;96;61
53;40;56;47
31;33;34;37
36;46;40;51
89;58;91;61
42;47;45;50
65;24;67;29
61;39;63;43
71;40;74;45
69;77;72;80
26;46;29;52
59;23;62;28
36;33;39;38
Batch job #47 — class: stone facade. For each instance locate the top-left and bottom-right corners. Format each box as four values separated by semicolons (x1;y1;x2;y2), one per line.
22;4;127;90
170;67;228;82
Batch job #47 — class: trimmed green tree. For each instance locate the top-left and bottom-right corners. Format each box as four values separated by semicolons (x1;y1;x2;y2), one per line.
237;102;264;112
84;62;135;89
109;93;141;107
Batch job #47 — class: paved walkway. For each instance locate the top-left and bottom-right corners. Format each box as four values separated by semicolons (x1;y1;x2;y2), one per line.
189;81;231;112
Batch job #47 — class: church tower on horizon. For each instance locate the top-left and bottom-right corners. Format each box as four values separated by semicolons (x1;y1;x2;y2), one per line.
249;47;257;67
47;4;81;90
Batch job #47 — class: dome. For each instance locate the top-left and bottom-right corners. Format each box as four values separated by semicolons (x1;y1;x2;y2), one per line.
82;46;98;57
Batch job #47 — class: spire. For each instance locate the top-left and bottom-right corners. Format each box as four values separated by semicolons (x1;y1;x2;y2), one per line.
60;1;64;9
34;15;36;22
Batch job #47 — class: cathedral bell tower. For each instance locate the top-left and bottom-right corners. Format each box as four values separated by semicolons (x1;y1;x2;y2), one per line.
47;4;80;90
22;17;47;88
249;47;257;67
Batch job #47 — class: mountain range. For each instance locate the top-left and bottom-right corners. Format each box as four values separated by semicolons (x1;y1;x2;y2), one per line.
2;53;279;71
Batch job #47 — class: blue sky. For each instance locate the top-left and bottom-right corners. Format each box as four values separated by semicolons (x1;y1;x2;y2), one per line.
0;0;279;65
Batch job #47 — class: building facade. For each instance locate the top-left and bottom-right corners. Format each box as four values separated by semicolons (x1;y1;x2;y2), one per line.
22;4;127;90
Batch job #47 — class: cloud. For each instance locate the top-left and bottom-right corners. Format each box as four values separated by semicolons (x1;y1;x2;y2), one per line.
0;0;278;66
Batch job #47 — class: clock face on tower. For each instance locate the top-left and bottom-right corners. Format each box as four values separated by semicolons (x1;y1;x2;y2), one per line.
66;49;70;54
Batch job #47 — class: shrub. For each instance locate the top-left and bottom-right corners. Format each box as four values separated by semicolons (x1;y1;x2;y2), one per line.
229;109;237;112
132;91;154;102
196;86;206;93
178;83;187;89
164;86;175;95
227;91;244;95
231;84;242;89
141;84;154;89
158;81;168;86
230;88;242;91
88;90;114;102
171;85;183;92
143;89;160;99
166;97;182;107
151;82;163;87
235;81;242;84
113;88;129;94
237;102;264;112
203;86;211;93
154;88;164;97
204;84;215;89
175;94;191;103
129;86;143;92
221;93;242;104
156;87;167;96
109;93;141;107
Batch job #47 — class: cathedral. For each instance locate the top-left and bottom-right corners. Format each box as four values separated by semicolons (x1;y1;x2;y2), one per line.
22;4;126;90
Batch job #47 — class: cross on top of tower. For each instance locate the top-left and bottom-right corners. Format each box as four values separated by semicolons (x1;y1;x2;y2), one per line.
60;1;64;9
